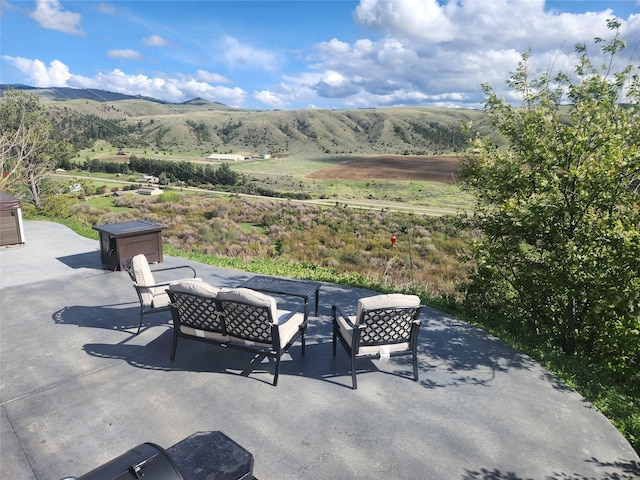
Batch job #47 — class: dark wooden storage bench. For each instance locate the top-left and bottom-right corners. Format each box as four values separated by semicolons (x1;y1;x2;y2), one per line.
93;220;166;271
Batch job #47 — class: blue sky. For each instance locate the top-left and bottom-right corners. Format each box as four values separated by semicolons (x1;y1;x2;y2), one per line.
1;0;639;110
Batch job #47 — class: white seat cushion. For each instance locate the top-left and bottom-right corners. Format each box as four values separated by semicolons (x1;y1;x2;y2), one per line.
336;315;410;354
336;314;358;348
151;291;171;308
179;325;229;343
150;280;206;308
275;310;306;349
225;309;305;350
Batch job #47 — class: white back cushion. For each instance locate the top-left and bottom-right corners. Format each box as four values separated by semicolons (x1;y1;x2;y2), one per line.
217;288;279;323
168;279;219;298
132;254;156;305
356;294;421;324
132;254;155;286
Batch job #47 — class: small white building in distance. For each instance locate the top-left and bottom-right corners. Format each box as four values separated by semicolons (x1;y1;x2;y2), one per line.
137;186;163;196
207;153;245;161
139;175;160;184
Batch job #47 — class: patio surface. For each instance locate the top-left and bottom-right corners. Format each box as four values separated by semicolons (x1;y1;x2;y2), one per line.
1;221;638;479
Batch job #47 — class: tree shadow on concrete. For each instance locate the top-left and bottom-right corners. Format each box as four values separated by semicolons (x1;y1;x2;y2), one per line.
416;307;536;389
462;457;640;480
540;369;581;394
462;468;534;480
308;304;541;391
576;457;640;479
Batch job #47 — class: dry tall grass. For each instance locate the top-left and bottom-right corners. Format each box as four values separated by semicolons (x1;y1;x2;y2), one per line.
103;193;474;298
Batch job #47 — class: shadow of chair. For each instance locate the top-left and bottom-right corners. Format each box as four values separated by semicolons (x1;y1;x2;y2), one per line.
332;293;423;389
122;254;198;334
53;303;143;332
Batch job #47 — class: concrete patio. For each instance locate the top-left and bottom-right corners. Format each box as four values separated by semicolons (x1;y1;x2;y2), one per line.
1;221;638;479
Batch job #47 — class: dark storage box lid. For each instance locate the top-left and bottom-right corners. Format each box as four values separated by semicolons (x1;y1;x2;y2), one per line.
0;191;20;210
92;220;166;236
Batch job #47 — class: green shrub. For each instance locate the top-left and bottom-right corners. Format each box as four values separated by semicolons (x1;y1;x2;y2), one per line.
156;191;183;203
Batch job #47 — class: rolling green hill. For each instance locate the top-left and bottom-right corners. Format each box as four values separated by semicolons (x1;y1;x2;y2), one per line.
2;84;492;156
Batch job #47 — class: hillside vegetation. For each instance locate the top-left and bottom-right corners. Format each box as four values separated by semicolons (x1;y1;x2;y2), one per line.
95;193;472;298
3;85;490;157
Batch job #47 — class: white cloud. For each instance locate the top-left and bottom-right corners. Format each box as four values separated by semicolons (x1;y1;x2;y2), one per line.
107;49;142;60
88;70;246;106
355;0;456;42
2;55;247;107
30;0;83;35
264;0;640;109
6;0;639;110
2;56;72;86
222;36;280;71
196;69;232;84
620;12;640;48
323;38;350;54
96;2;115;15
254;90;289;109
245;74;321;109
354;0;629;53
143;35;168;47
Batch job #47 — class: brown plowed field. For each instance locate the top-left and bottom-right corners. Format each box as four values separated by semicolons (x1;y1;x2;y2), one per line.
306;155;460;183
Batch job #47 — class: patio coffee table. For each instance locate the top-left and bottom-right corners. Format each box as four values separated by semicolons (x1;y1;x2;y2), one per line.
239;275;321;316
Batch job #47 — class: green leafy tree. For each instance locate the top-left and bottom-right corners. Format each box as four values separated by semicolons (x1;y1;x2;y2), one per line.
0;89;74;207
214;162;239;186
460;19;640;366
158;171;169;186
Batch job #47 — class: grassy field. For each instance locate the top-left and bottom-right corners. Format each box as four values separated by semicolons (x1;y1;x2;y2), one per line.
229;154;338;176
87;195;133;212
68;143;475;213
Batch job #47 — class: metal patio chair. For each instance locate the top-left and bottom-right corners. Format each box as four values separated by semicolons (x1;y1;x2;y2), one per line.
332;293;423;389
122;254;197;334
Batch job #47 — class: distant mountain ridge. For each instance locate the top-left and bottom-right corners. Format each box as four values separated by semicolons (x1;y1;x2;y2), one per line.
1;84;174;104
2;84;234;111
2;84;492;156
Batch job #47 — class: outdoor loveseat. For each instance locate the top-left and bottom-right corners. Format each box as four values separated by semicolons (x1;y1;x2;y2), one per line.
166;280;308;386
